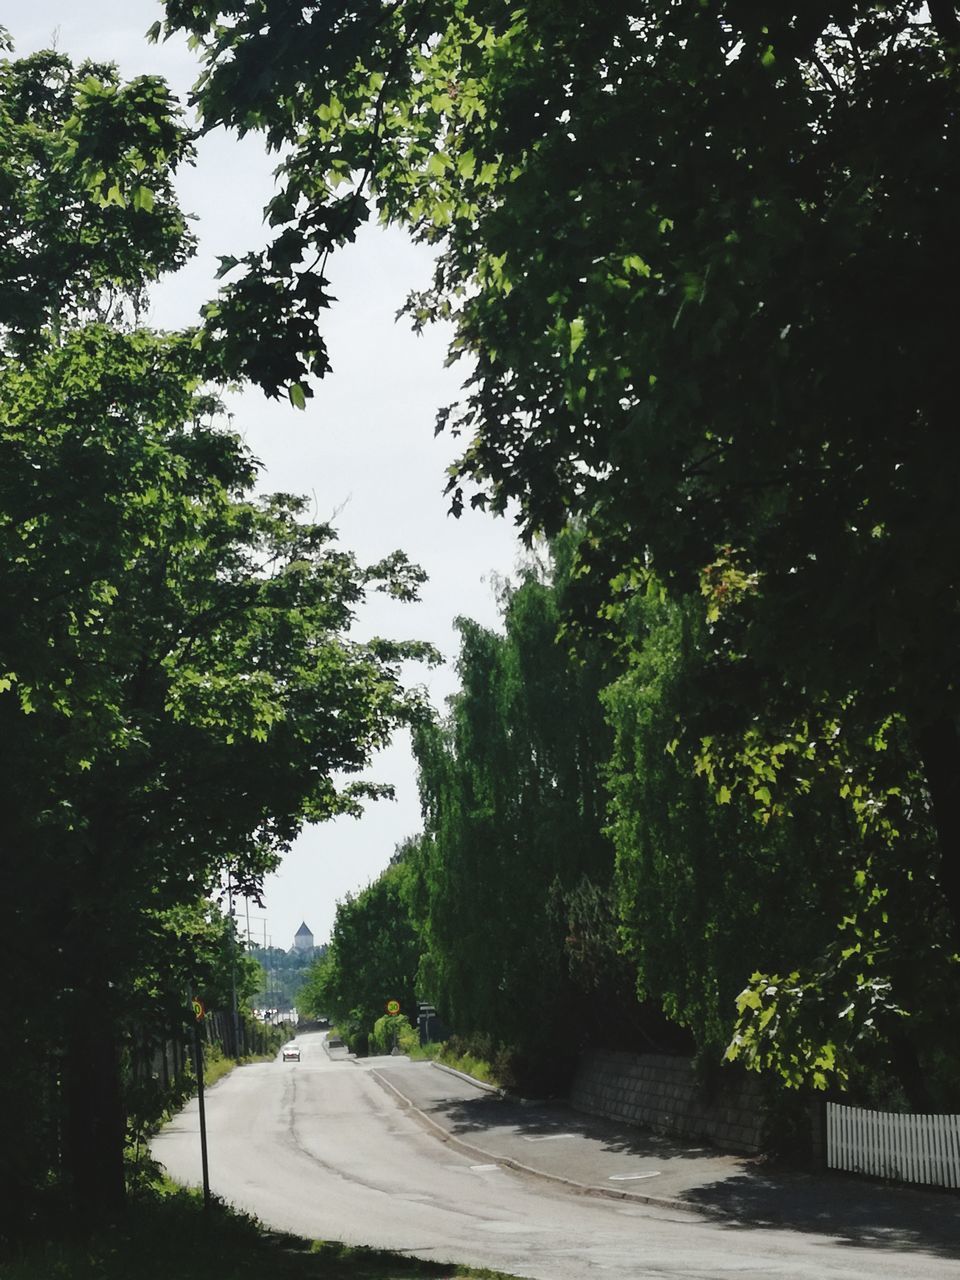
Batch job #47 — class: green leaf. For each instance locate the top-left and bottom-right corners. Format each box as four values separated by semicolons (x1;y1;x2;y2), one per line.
425;152;450;178
622;254;651;277
569;316;585;355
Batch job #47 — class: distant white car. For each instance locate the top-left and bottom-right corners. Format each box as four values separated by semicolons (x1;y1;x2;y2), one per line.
282;1044;301;1062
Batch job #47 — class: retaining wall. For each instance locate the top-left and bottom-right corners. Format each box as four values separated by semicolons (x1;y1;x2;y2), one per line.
570;1049;768;1154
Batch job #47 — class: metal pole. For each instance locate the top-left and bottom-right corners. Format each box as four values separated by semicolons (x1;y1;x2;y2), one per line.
192;1017;211;1210
226;871;241;1058
245;895;251;957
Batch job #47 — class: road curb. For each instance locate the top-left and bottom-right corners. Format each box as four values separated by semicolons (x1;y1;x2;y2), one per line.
369;1067;708;1219
429;1060;500;1093
428;1061;551;1107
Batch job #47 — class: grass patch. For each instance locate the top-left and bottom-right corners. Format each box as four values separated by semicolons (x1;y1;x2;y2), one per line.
408;1042;498;1087
0;1184;521;1280
202;1044;237;1088
202;1045;276;1089
433;1050;497;1086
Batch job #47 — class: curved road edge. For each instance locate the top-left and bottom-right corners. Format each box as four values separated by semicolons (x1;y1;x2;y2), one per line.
368;1066;706;1218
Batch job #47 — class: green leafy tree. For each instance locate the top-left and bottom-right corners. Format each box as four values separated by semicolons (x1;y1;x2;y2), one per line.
160;1;960;1073
2;326;433;1214
299;858;422;1051
248;943;326;1010
0;43;434;1217
409;553;620;1083
604;587;956;1104
0;45;195;345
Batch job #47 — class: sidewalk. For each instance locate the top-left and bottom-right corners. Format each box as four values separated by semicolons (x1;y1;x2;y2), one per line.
368;1057;960;1257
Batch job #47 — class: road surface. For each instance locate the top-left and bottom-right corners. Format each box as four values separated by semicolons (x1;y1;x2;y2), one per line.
151;1032;960;1279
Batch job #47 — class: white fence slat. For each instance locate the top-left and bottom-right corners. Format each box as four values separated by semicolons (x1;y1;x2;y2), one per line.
942;1116;952;1188
914;1113;924;1184
931;1115;940;1184
901;1111;911;1177
905;1108;917;1183
885;1111;901;1177
871;1109;880;1177
874;1109;885;1178
910;1109;921;1182
936;1115;948;1185
825;1103;960;1189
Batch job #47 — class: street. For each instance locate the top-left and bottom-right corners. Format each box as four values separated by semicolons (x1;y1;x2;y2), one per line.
151;1032;960;1280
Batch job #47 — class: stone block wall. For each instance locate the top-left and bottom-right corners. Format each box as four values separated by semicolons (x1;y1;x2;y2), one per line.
570;1049;768;1154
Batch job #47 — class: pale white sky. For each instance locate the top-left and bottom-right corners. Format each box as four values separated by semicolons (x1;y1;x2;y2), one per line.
6;1;520;948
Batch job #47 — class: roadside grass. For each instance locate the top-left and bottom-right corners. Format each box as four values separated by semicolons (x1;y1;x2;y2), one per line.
326;1021;498;1089
203;1044;275;1088
0;1184;521;1280
409;1041;498;1087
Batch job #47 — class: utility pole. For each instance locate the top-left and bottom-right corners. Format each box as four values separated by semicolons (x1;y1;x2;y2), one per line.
226;870;241;1058
245;910;268;1012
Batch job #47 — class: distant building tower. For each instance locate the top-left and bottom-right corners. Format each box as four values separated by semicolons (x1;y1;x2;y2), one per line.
293;921;314;953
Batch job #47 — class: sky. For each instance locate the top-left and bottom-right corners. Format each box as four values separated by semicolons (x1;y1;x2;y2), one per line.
6;1;521;950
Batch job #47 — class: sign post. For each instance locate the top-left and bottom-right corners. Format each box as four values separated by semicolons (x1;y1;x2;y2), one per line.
385;999;401;1054
191;997;211;1210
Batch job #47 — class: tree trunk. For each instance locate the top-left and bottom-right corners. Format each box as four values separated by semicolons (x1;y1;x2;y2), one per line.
63;1001;126;1220
913;714;960;946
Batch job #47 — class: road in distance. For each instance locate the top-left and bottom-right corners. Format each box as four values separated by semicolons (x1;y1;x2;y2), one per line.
151;1032;960;1280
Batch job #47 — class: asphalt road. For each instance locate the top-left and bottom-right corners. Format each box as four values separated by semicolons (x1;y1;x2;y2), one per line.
151;1032;960;1280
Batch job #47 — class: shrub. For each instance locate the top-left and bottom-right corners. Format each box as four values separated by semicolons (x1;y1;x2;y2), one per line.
369;1015;419;1055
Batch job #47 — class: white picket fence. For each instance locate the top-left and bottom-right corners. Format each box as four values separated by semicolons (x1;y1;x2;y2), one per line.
826;1102;960;1187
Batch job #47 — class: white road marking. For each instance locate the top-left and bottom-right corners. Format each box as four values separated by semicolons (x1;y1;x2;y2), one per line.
470;1164;500;1171
521;1133;577;1142
608;1172;661;1181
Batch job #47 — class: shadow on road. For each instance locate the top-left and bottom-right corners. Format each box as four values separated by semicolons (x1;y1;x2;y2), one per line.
685;1169;960;1259
434;1092;716;1158
429;1092;960;1260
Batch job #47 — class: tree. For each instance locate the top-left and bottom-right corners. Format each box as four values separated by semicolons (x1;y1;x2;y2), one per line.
2;322;433;1214
161;1;960;1016
408;551;624;1083
299;857;422;1051
603;585;957;1103
0;45;195;345
0;44;434;1217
